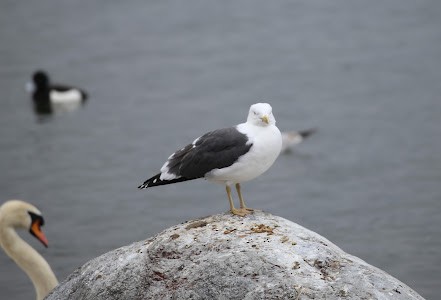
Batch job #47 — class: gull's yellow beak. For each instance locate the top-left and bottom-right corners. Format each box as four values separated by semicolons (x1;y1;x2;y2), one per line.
261;115;269;124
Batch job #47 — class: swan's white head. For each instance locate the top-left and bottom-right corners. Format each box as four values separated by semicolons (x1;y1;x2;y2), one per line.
246;103;276;127
0;200;48;247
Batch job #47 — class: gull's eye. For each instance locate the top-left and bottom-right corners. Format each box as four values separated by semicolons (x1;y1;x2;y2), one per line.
253;111;258;115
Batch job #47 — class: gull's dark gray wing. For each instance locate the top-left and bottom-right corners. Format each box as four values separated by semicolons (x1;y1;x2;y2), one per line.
138;127;252;188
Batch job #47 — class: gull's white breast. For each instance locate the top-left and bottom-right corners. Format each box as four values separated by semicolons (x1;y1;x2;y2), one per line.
206;123;282;184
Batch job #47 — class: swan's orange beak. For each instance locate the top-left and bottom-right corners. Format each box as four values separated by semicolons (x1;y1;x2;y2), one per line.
30;219;49;248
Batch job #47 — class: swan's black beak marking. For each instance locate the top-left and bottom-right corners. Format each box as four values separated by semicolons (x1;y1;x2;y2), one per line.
28;211;48;248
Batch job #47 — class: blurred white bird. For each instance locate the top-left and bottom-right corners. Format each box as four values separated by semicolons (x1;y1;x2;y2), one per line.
0;200;58;300
280;128;317;153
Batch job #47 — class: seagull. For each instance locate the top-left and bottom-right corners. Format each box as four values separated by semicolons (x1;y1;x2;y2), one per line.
26;70;88;115
281;128;317;153
138;103;282;216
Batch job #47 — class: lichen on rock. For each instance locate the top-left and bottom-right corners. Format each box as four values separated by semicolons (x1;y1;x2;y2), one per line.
46;211;425;300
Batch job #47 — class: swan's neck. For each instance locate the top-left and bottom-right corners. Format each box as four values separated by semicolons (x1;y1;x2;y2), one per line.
0;226;58;300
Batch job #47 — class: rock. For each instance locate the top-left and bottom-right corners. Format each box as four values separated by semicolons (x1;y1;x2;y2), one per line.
46;211;424;300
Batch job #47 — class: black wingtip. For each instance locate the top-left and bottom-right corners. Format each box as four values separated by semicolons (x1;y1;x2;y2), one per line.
138;173;196;189
298;128;317;139
138;173;160;189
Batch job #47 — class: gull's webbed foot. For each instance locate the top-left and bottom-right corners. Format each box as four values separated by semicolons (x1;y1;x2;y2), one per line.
230;208;253;217
241;206;254;212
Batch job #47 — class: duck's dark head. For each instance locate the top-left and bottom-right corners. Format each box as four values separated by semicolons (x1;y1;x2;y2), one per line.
28;70;53;114
32;70;50;88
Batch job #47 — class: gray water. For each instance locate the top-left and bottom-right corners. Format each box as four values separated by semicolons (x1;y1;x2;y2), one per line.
1;1;440;299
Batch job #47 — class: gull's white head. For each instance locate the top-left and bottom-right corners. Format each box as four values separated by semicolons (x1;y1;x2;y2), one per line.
246;103;276;126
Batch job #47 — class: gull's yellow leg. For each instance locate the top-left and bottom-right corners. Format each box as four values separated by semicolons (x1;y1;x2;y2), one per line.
226;185;247;217
236;183;254;213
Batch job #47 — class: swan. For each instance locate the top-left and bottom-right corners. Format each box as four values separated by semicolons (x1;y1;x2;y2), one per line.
0;200;58;300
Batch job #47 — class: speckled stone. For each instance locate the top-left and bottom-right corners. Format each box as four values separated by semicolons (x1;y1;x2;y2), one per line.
46;211;424;300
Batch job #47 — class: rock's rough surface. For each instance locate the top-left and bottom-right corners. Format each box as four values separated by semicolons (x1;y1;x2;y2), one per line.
46;211;424;300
